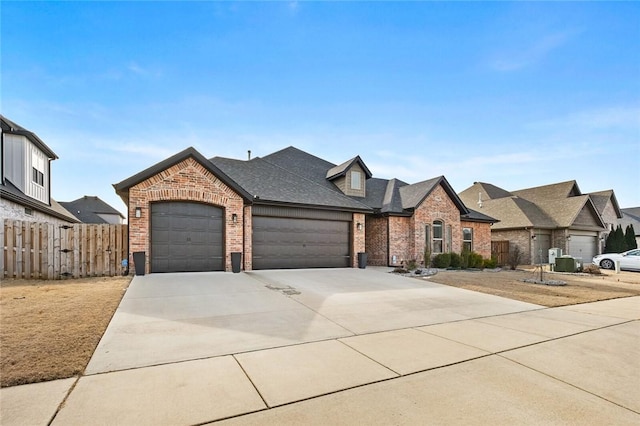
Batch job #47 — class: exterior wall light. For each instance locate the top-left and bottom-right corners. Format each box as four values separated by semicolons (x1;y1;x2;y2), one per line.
232;213;238;223
531;235;536;240
135;207;141;218
566;235;571;241
357;222;363;231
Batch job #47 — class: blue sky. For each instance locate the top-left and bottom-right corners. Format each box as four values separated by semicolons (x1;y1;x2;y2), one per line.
2;1;639;215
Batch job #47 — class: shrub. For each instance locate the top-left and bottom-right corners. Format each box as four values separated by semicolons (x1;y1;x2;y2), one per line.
449;252;462;268
469;252;484;268
508;245;522;270
405;259;418;271
483;257;498;269
432;253;451;268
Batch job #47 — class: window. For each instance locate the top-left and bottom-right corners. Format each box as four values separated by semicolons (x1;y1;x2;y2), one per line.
463;227;473;252
350;171;362;190
32;167;44;186
24;207;33;216
432;220;443;253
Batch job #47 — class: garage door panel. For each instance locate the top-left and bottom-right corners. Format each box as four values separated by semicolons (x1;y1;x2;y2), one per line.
151;202;224;273
569;235;597;264
253;216;350;270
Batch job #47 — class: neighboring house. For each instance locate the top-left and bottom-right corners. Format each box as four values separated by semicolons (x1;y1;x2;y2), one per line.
114;146;496;273
618;208;640;248
459;180;613;265
1;115;78;225
60;196;125;224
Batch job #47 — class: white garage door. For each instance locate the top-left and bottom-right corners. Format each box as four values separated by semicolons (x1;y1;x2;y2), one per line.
569;235;597;264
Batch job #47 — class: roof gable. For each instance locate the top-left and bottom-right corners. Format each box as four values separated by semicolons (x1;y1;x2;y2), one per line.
1;115;58;160
326;156;373;181
588;190;623;219
400;176;469;214
513;180;581;203
113;147;253;204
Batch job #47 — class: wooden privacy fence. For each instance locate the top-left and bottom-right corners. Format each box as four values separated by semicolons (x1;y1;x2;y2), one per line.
2;220;128;280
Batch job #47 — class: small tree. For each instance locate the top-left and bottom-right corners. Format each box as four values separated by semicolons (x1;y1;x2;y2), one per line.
625;224;637;250
604;231;615;253
614;224;627;252
508;245;522;270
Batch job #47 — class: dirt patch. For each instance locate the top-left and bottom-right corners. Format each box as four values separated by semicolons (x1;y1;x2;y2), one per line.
425;268;640;307
0;276;131;387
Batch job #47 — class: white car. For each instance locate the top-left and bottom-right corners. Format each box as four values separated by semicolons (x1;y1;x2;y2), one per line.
592;249;640;271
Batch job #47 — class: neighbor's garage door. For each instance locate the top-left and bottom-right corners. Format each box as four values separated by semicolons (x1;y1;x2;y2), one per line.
252;206;351;270
569;235;597;264
151;202;224;273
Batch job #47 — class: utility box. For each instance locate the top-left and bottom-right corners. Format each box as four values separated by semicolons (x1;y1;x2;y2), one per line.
555;256;576;272
548;248;562;268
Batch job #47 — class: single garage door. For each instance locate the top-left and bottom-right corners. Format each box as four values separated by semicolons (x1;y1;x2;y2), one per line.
253;216;351;269
533;234;551;263
151;202;224;273
569;235;597;264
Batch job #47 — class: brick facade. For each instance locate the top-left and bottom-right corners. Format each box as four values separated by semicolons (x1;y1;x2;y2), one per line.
364;185;494;267
491;229;536;265
128;157;245;273
365;216;388;266
352;213;366;267
461;220;491;259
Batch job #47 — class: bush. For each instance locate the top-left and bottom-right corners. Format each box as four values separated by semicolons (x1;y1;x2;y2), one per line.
508;245;522;270
404;259;418;271
432;253;451;268
483;257;498;269
469;252;484;268
449;252;462;268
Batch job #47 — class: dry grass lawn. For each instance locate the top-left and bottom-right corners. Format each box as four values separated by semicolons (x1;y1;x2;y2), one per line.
0;276;130;388
427;267;640;307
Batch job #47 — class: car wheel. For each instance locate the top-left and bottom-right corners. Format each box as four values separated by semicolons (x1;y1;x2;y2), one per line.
600;259;614;270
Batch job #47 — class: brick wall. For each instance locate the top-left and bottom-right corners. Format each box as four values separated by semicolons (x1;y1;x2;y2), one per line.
412;184;462;263
491;229;534;265
128;157;245;273
352;213;366;267
461;220;491;259
388;216;412;266
365;216;388;266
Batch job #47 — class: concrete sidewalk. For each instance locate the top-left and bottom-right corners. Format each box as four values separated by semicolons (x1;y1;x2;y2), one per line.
1;271;638;425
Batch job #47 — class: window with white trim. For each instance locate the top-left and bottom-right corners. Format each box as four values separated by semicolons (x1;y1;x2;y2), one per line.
463;227;473;252
432;220;443;253
351;170;362;190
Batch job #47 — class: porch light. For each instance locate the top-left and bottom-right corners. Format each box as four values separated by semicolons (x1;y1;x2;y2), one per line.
531;235;536;240
134;207;141;218
566;235;571;241
232;213;238;223
357;222;363;231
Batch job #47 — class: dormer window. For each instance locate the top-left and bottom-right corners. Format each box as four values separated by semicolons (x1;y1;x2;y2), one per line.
351;171;362;190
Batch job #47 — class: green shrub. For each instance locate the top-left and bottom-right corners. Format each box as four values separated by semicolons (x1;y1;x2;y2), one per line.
469;252;484;268
405;259;418;271
449;252;462;268
483;257;498;269
460;250;470;269
432;253;451;268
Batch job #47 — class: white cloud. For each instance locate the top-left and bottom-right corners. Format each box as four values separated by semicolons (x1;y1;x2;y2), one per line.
490;31;575;72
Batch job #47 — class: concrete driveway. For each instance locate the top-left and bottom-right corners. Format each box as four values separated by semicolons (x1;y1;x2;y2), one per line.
2;269;638;425
85;268;541;374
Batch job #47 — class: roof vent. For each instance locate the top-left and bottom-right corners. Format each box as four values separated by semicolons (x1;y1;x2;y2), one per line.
478;192;483;208
248;150;252;160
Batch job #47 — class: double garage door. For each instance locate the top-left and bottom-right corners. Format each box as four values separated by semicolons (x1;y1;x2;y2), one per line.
150;202;351;272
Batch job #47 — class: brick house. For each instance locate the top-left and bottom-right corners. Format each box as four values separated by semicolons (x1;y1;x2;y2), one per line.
459;180;617;265
114;146;496;273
